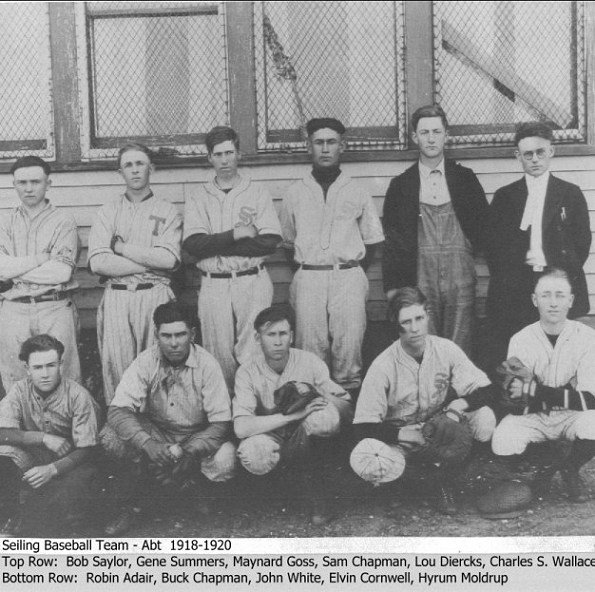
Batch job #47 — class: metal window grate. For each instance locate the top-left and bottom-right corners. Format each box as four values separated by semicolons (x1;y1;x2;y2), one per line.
0;3;54;160
78;1;229;160
433;1;586;145
254;1;406;152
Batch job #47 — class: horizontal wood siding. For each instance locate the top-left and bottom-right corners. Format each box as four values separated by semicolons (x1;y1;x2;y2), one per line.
0;154;594;328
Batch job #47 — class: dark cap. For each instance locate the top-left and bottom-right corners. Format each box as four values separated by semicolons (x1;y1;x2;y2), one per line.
306;118;346;137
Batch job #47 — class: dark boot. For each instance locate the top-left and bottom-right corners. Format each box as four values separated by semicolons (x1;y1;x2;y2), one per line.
560;439;595;503
0;459;23;536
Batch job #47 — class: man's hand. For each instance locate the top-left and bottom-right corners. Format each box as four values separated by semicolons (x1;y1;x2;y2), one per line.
385;288;398;302
287;397;328;423
398;424;426;446
508;378;525;400
233;224;257;240
113;238;125;255
142;439;173;467
42;434;72;457
22;464;58;489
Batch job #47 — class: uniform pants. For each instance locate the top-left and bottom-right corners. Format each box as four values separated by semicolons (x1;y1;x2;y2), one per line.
97;283;174;405
198;269;273;391
290;266;368;389
492;409;595;456
0;298;80;394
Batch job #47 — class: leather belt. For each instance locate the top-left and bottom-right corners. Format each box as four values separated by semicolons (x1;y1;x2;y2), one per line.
205;264;264;279
11;291;71;304
110;283;155;291
300;262;360;271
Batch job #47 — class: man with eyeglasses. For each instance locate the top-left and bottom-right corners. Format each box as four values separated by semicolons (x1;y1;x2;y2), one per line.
485;122;591;373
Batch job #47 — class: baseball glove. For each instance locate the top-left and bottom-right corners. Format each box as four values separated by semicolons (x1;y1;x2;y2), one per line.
495;357;534;414
476;480;533;519
421;409;473;464
274;381;321;415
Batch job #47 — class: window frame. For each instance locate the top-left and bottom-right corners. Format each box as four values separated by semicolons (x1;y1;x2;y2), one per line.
0;0;592;173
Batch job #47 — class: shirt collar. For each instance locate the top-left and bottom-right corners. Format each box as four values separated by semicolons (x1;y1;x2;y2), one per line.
525;171;550;191
18;199;51;219
160;343;200;370
419;158;446;179
124;190;154;203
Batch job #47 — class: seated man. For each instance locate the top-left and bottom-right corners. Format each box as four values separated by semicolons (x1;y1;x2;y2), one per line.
492;268;595;502
101;301;236;535
0;335;100;536
351;287;497;514
233;305;353;525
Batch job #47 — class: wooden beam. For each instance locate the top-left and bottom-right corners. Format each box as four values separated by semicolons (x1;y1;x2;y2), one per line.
586;0;595;144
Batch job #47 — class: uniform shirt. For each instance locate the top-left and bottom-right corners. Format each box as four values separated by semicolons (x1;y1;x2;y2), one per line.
281;172;384;265
88;193;182;285
0;200;78;299
110;343;231;435
233;348;350;418
183;174;281;273
508;319;595;392
0;378;99;448
419;159;451;205
354;335;490;426
520;172;549;270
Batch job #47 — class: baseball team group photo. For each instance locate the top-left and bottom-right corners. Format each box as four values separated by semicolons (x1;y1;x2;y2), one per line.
0;1;594;540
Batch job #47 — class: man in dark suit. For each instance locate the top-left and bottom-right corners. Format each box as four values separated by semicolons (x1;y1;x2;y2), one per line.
486;122;591;372
382;105;490;355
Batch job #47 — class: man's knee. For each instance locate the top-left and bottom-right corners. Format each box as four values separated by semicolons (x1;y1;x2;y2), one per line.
571;410;595;441
491;416;531;456
467;406;497;443
237;434;280;475
350;438;406;485
201;441;237;482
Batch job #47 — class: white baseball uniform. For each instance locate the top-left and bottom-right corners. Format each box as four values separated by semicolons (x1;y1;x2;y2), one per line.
492;320;595;456
0;201;80;392
352;335;496;484
281;171;384;389
88;193;182;404
233;347;353;475
183;174;281;390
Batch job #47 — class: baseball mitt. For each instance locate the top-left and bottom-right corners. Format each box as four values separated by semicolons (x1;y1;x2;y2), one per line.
495;357;534;414
476;480;532;519
274;381;321;415
421;409;473;464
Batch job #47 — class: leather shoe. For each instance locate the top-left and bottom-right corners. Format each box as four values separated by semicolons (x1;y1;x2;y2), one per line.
561;468;588;503
105;508;135;536
0;515;23;538
436;484;457;515
310;500;332;526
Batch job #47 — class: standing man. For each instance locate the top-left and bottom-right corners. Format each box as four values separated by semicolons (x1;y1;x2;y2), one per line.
492;269;595;502
351;287;497;514
0;156;80;392
0;335;100;536
101;301;236;535
183;126;282;390
88;143;182;404
382;105;490;355
486;122;591;370
281;118;384;393
233;305;353;524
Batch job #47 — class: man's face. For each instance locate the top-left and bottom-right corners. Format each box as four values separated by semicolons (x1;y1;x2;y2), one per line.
398;304;429;350
119;150;153;192
156;321;194;365
412;117;447;161
532;275;574;325
516;136;554;178
256;319;293;362
26;349;62;395
308;128;344;169
208;140;240;178
13;166;50;210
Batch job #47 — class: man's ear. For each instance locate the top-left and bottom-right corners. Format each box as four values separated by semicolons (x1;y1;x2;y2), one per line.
531;293;538;308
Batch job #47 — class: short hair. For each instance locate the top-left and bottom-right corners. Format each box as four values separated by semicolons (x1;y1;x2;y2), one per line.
514;122;553;145
153;301;194;331
117;142;154;168
205;126;240;154
411;104;448;132
19;334;64;363
10;156;51;177
387;287;428;332
534;267;573;293
306;118;346;137
254;305;296;333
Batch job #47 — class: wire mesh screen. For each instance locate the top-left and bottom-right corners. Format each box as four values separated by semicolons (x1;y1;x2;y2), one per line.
82;1;228;159
0;3;54;159
254;1;406;152
433;1;586;146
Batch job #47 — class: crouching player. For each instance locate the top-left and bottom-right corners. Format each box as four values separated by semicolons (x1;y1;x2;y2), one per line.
233;305;353;525
351;287;497;514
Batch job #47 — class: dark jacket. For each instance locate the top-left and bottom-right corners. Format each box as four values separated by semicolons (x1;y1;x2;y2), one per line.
487;174;591;319
382;160;490;292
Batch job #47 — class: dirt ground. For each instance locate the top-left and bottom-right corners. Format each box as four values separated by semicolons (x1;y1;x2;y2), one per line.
45;324;595;538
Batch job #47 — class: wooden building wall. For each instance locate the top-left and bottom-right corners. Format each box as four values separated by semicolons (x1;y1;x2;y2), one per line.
0;153;593;329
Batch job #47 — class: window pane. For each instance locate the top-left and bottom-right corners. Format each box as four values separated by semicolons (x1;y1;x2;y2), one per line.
0;3;54;158
81;1;228;158
254;1;406;151
433;1;586;144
